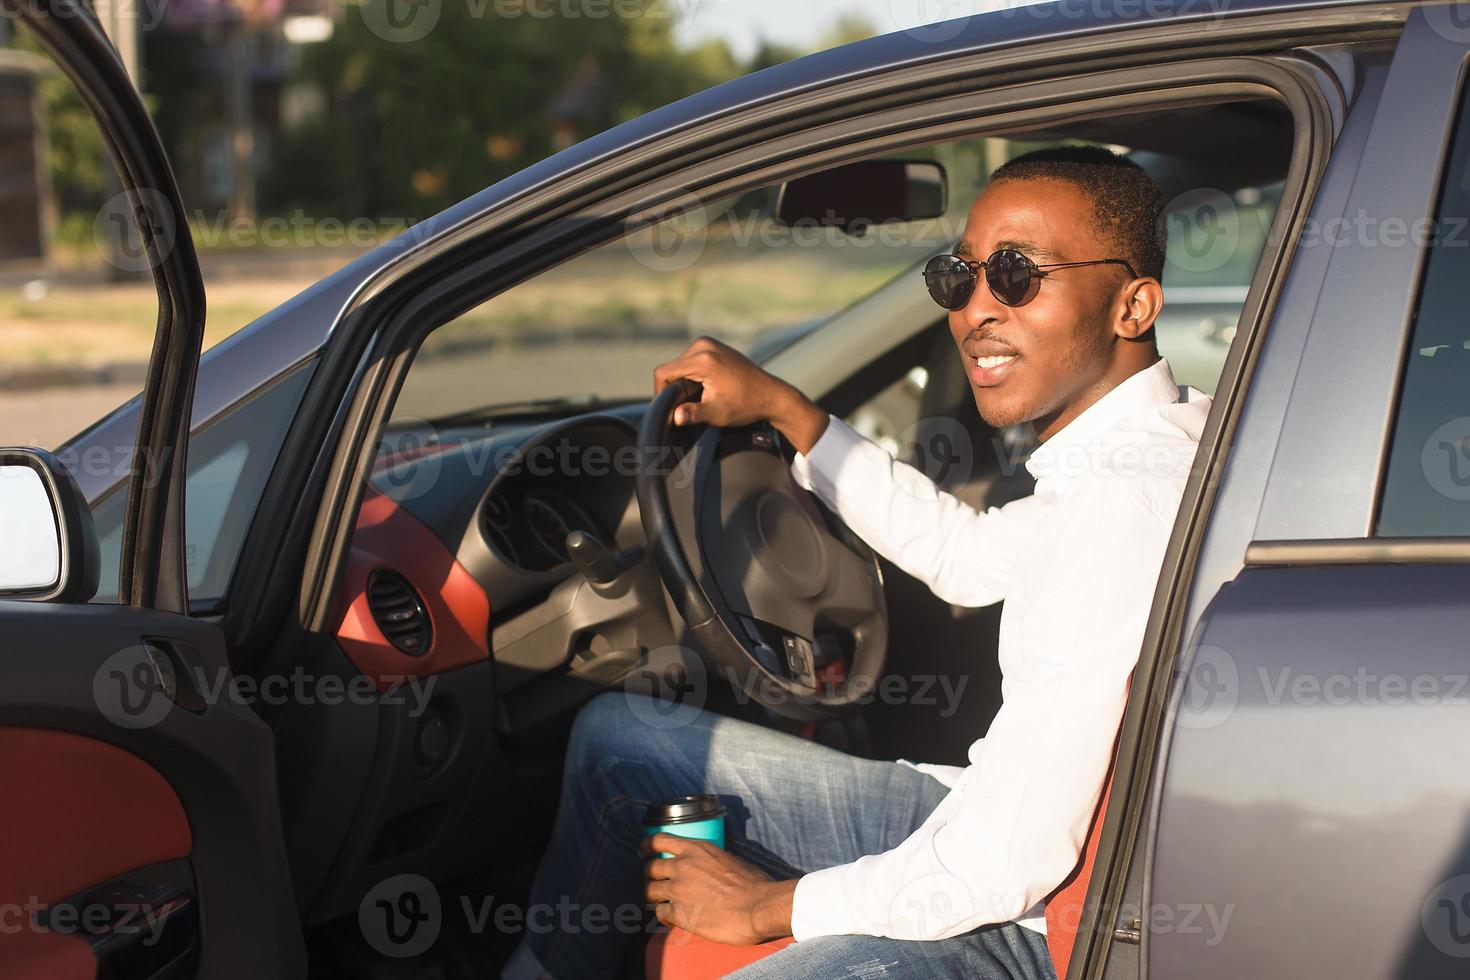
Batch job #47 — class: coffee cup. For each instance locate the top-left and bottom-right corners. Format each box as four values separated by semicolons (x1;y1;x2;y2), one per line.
643;795;727;857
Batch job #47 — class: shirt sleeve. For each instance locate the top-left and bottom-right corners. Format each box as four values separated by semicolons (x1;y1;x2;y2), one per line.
789;415;1045;608
789;476;1172;941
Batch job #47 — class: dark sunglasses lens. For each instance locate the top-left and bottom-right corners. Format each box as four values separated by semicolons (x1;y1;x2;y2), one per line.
924;255;975;310
984;250;1035;306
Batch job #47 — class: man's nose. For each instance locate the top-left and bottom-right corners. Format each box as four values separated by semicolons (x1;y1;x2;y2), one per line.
958;272;1008;329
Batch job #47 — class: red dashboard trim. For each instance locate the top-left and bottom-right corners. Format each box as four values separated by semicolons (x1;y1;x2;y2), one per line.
335;490;492;690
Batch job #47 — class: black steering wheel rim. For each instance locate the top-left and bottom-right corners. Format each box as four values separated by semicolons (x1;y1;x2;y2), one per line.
636;379;889;720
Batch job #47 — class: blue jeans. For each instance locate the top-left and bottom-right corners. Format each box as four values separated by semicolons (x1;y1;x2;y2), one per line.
503;692;1056;980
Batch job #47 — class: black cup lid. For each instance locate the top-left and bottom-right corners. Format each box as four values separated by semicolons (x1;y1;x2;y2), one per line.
643;794;727;826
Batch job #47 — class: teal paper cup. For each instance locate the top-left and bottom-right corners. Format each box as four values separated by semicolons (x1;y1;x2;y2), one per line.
643;795;727;857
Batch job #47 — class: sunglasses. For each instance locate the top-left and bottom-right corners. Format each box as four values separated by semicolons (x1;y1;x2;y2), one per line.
923;249;1138;310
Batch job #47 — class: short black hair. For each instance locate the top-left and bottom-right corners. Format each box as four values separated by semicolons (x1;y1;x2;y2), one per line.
989;145;1167;281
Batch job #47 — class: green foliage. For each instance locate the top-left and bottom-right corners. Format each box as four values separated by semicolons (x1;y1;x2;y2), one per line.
11;26;108;207
261;0;740;218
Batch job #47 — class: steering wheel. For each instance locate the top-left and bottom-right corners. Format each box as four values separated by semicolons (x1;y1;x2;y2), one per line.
636;379;889;721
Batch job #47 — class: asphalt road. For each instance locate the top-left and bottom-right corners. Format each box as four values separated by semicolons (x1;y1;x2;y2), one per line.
0;381;139;449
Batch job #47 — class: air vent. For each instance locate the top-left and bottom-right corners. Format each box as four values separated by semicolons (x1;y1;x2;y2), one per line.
367;570;432;656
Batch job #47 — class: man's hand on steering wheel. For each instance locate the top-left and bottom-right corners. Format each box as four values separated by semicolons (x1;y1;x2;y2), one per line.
652;337;829;454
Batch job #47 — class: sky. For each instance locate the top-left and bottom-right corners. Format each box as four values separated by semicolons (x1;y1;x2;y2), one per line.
674;0;1017;64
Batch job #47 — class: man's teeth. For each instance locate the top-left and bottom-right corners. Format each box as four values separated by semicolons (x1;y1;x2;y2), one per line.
976;354;1017;370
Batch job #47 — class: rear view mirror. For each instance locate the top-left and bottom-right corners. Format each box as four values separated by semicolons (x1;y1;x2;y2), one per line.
775;160;948;236
0;448;99;602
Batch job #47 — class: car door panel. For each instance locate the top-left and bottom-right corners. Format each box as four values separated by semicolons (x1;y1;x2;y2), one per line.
0;604;305;977
0;1;304;974
1146;12;1470;979
1153;564;1470;979
1;729;194;978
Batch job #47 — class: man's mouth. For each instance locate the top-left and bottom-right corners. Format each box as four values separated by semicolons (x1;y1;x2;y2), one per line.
967;350;1020;387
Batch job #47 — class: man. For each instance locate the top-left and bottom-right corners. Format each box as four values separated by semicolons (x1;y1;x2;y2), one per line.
504;146;1211;979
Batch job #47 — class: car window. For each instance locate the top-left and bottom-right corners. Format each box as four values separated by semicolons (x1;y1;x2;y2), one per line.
1154;182;1281;394
89;361;314;606
391;141;999;424
1378;82;1470;537
395;129;1281;429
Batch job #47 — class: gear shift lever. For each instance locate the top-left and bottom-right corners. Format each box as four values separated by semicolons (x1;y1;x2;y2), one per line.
566;530;644;597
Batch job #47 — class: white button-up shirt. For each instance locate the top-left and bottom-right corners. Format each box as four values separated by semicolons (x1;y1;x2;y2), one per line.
785;357;1211;942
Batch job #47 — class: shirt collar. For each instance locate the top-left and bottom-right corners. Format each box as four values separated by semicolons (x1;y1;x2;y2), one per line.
1024;358;1182;482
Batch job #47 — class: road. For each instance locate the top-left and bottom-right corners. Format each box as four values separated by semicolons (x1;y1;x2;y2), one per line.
0;382;139;449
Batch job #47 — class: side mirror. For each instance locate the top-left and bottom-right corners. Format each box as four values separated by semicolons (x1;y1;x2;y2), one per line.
775;159;948;236
0;448;99;602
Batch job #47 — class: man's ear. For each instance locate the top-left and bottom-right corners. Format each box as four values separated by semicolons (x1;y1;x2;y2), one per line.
1114;277;1164;341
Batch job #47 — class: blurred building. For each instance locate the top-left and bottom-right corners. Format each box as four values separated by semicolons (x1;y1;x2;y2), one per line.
153;0;335;216
0;48;53;261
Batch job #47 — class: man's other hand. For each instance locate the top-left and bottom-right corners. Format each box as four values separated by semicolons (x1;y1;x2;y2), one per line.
641;833;797;945
652;337;828;454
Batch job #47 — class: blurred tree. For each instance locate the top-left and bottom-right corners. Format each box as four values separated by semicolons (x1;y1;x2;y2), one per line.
820;14;877;49
261;0;740;218
11;26;108;211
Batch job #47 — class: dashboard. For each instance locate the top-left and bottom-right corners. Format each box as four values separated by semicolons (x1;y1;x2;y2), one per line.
339;406;671;693
482;481;609;573
303;405;684;924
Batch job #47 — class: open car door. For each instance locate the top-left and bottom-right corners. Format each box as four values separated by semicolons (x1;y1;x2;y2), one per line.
0;1;305;977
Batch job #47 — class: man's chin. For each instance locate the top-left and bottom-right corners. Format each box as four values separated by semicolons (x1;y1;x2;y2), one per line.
973;393;1034;430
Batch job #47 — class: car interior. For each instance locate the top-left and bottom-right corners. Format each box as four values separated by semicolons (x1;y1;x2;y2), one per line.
251;90;1300;978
